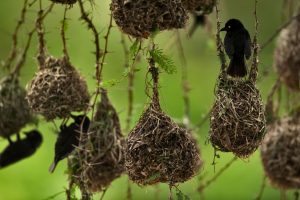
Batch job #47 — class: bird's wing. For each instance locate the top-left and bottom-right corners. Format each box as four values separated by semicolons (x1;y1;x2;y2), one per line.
224;34;234;58
244;30;252;59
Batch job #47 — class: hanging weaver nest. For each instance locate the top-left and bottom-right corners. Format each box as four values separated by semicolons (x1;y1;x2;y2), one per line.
125;65;201;185
261;115;300;189
274;16;300;91
182;0;216;13
0;76;34;138
50;0;77;5
76;91;124;193
110;0;188;38
26;56;90;121
210;78;266;158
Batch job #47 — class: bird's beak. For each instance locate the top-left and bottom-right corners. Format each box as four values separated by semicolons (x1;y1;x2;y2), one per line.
220;27;226;32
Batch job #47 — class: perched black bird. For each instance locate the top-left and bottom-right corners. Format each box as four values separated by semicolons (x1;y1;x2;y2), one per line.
49;115;90;173
0;130;42;168
188;14;206;37
220;19;252;77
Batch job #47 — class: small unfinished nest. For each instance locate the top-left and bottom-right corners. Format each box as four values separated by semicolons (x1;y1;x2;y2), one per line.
210;78;266;158
26;56;90;120
274;17;300;91
110;0;188;38
0;76;34;138
261;115;300;189
50;0;77;4
78;92;124;192
182;0;216;13
125;96;201;185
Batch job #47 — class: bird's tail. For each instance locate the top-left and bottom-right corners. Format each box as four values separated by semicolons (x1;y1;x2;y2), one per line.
227;55;247;77
48;160;57;173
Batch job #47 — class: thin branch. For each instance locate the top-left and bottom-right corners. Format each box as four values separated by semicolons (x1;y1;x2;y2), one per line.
198;157;238;192
260;13;300;50
197;108;212;129
175;31;191;127
254;176;267;200
3;0;29;70
61;6;69;59
100;189;107;200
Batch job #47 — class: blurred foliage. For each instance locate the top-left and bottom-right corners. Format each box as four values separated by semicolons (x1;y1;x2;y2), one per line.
0;0;296;200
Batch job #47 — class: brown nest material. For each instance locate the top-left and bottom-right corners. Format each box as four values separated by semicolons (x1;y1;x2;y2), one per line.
210;78;266;158
182;0;216;13
50;0;77;5
0;76;35;138
125;94;202;185
110;0;188;38
261;115;300;189
76;91;124;193
274;16;300;91
26;56;90;121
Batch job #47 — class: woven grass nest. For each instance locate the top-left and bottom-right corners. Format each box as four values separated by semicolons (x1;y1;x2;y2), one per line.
261;115;300;189
0;76;34;138
50;0;77;4
274;16;300;91
210;78;266;158
110;0;188;38
26;56;90;121
125;88;201;185
182;0;216;13
75;91;124;192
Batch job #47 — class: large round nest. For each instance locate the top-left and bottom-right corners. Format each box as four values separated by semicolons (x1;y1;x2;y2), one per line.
261;115;300;189
26;56;90;120
0;76;34;138
110;0;188;38
125;100;202;185
274;17;300;91
182;0;216;13
50;0;77;5
210;78;266;158
78;92;124;192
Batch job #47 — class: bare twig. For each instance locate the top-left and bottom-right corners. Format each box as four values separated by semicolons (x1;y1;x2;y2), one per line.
169;185;173;200
197;108;212;129
61;6;69;59
3;0;29;70
175;31;191;127
100;189;107;200
198;157;238;192
254;176;267;200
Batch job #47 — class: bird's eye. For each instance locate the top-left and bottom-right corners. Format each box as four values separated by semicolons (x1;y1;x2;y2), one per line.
228;25;231;29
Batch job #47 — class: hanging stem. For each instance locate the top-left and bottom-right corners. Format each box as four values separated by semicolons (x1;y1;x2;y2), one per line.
61;6;69;60
3;0;29;70
255;176;267;200
36;0;47;67
175;31;191;127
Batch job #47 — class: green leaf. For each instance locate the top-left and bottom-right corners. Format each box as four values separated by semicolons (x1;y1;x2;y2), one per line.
149;48;177;74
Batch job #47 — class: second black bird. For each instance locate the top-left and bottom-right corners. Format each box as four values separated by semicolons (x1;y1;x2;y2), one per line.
49;115;90;173
220;19;252;77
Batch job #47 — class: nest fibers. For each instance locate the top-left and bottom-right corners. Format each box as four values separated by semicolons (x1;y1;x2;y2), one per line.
78;92;124;192
110;0;188;38
125;96;201;185
0;76;34;138
274;16;300;91
181;0;216;13
210;78;266;158
261;115;300;189
26;56;90;121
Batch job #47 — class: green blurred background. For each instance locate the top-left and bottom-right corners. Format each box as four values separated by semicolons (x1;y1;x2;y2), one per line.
0;0;295;199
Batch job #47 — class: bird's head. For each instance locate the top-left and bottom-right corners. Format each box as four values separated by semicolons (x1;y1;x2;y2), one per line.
24;130;43;148
70;114;90;131
220;19;244;32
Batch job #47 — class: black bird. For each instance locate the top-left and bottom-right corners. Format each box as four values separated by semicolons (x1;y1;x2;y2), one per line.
49;115;90;173
220;19;252;77
188;14;206;37
0;130;42;168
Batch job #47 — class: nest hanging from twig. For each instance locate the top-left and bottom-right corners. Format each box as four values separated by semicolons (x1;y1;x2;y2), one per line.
73;91;124;193
261;115;300;189
274;16;300;91
110;0;188;38
0;76;35;138
210;78;266;158
182;0;216;13
26;56;90;120
50;0;77;5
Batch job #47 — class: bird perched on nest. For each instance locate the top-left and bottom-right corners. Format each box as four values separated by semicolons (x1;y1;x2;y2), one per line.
49;115;90;173
0;130;42;168
220;19;251;77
